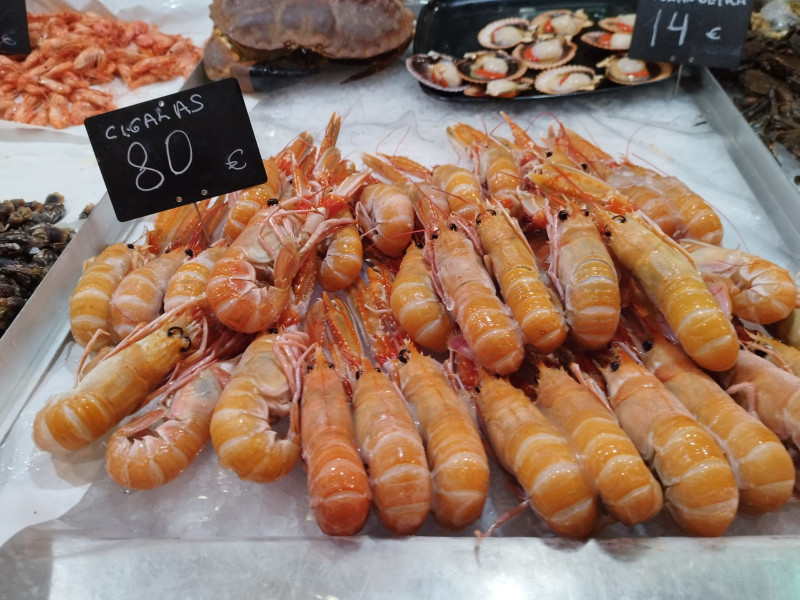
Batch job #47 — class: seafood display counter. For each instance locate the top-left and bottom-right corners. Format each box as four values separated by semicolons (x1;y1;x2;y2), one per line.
3;3;800;598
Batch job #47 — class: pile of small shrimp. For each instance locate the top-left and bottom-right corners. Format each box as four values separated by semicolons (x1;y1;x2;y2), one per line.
32;112;800;539
0;11;203;128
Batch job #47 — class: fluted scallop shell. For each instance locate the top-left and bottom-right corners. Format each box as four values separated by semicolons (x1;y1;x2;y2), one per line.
598;13;637;34
534;65;602;95
464;77;535;98
580;31;632;51
477;17;535;49
456;50;527;83
530;9;593;37
406;52;468;92
601;55;673;85
512;36;577;70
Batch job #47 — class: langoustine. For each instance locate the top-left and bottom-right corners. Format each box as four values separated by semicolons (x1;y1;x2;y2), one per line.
600;348;739;536
210;331;304;483
642;334;795;513
399;347;489;530
475;370;598;537
536;365;663;526
34;304;205;454
106;360;234;490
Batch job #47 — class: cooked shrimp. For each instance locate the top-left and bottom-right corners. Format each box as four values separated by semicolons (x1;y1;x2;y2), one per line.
477;204;567;354
547;203;620;349
745;329;800;376
163;244;227;312
430;220;525;375
601;349;739;536
69;242;143;347
301;348;372;536
390;242;457;353
110;247;191;341
145;201;214;255
476;370;598;537
398;347;489;530
643;334;795;513
719;347;800;451
536;365;663;526
34;307;203;454
210;332;303;482
356;183;416;257
600;212;738;371
681;239;797;325
105;360;232;489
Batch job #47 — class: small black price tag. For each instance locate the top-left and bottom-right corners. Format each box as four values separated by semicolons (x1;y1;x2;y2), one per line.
628;0;754;69
1;0;31;55
85;78;266;222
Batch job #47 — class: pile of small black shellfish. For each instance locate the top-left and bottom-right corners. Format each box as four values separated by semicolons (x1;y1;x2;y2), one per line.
407;9;673;97
0;194;74;337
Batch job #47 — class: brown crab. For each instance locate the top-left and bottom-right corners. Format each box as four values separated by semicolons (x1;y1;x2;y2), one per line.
204;0;416;91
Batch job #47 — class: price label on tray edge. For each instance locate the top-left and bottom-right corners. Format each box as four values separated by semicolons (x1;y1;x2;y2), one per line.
628;0;754;70
85;78;267;223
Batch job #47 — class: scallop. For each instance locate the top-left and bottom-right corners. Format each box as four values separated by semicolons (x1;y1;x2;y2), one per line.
456;50;527;83
534;65;602;95
601;55;673;85
598;13;637;34
580;31;632;51
512;36;577;70
464;77;534;98
478;17;535;49
530;9;593;37
406;52;467;92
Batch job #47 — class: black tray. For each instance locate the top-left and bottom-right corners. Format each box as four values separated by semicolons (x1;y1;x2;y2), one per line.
412;0;675;100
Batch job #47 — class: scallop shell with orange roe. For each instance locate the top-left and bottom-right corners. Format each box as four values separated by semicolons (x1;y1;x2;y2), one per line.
601;55;673;85
534;65;602;95
581;30;632;51
530;9;593;37
512;36;577;70
598;13;637;33
406;51;468;92
456;50;527;83
477;17;535;49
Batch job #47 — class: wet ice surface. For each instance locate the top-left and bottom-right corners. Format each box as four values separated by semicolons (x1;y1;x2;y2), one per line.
3;50;800;552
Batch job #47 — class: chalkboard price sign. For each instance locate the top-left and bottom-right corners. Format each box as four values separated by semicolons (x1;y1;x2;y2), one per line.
85;78;266;222
628;0;754;69
0;0;31;55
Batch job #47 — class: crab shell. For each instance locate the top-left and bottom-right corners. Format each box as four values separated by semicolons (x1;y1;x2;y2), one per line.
534;65;603;95
530;9;593;37
464;77;535;98
581;31;633;51
456;50;528;84
477;17;535;49
406;52;468;92
205;0;415;85
512;37;577;70
598;13;637;34
601;55;673;85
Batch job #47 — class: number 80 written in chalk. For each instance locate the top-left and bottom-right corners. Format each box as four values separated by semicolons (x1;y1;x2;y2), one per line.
126;129;193;193
649;9;689;48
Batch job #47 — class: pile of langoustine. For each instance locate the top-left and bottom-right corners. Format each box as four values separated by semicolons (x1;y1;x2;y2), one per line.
31;111;800;539
0;11;203;128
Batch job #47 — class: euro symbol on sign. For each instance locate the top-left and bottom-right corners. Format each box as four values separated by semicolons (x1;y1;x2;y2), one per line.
706;27;721;40
226;148;246;170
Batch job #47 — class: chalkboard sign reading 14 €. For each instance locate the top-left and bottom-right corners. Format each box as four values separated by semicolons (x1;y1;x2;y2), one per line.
85;78;266;222
628;0;754;69
0;0;31;55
